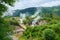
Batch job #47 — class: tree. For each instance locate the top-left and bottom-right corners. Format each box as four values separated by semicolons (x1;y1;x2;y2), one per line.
0;0;15;16
0;0;16;40
43;29;56;40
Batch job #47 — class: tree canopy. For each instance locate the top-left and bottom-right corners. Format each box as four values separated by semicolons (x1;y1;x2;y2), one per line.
0;0;15;16
0;0;16;40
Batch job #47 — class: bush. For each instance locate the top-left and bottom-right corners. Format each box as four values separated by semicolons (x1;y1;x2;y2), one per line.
9;18;19;26
23;17;33;25
43;29;56;40
23;26;42;39
51;23;60;35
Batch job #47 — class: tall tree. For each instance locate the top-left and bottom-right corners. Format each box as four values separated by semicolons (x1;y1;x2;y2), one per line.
0;0;16;40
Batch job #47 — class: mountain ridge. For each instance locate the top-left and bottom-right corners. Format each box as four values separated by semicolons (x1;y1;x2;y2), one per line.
4;6;60;17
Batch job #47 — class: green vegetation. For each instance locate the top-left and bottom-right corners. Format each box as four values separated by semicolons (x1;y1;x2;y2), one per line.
43;29;56;40
0;0;60;40
3;12;60;40
18;13;60;40
0;0;16;40
21;20;60;40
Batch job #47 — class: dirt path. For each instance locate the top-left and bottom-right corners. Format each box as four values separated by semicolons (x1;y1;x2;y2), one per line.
11;24;26;40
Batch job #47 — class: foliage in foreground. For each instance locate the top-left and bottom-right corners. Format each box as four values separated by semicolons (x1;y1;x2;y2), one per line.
0;0;16;40
19;16;60;40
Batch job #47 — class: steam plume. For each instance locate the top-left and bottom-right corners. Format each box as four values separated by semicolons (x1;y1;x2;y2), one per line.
31;8;41;26
20;13;26;24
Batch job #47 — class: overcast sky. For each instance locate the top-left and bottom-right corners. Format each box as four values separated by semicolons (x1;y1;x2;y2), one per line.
7;0;60;10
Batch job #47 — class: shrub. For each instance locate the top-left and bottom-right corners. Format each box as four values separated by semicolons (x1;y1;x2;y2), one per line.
51;23;60;34
43;29;56;40
10;18;19;26
23;26;42;39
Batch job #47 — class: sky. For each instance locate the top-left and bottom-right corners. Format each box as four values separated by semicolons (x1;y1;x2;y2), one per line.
2;0;60;17
6;0;60;10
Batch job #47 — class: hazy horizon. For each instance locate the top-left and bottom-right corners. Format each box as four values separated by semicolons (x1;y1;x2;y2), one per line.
5;0;60;10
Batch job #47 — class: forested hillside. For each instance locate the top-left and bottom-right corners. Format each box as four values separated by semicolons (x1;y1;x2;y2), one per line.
0;0;60;40
5;6;60;17
2;6;60;40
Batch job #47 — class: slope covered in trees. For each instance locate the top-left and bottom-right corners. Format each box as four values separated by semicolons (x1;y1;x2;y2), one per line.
0;0;60;40
7;6;60;17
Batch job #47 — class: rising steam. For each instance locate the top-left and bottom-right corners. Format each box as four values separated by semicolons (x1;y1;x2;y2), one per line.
31;16;41;26
20;13;26;24
31;8;41;26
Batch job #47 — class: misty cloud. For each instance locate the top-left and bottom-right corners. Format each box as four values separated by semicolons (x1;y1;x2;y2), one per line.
6;0;60;10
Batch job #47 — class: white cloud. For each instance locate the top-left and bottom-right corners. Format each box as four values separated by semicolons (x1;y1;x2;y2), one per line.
7;0;60;10
41;0;60;7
